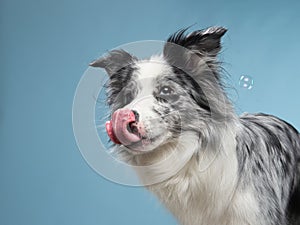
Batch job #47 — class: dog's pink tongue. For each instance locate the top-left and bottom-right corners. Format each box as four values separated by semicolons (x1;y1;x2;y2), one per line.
105;121;121;144
105;109;141;145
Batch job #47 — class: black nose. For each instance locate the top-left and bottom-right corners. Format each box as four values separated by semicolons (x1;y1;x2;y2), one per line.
131;110;139;122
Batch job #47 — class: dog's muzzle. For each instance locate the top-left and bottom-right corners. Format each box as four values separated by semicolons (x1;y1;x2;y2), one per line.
106;109;143;145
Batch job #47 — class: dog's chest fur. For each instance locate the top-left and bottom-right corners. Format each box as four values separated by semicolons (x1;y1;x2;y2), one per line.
145;128;262;225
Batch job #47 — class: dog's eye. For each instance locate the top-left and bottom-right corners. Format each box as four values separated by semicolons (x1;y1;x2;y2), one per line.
159;86;174;95
156;86;179;103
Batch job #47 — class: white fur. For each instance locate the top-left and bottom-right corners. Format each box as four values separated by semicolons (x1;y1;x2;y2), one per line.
132;123;261;225
135;55;170;80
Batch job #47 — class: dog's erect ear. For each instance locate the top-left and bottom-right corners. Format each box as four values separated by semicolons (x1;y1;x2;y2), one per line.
90;49;136;76
163;27;227;79
164;26;227;57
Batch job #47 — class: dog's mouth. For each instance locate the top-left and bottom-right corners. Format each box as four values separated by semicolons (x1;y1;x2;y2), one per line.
106;109;146;146
105;109;166;152
125;135;160;149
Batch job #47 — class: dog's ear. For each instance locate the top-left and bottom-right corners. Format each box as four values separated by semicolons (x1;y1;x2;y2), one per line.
164;26;227;57
163;27;227;79
90;49;136;76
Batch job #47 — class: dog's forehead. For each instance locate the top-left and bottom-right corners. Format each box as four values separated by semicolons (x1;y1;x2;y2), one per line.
135;55;172;81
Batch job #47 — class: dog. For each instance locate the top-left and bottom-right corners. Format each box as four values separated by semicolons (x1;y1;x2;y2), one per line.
90;27;300;225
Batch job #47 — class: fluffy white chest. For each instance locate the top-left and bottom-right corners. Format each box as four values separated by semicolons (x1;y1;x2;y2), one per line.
143;131;261;225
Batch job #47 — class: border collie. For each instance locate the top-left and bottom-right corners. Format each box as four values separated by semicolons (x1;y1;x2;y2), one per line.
90;27;300;225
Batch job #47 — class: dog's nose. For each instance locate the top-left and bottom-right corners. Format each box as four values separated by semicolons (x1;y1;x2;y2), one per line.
131;110;139;122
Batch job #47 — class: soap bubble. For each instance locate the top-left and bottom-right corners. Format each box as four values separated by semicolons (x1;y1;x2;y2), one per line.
73;40;231;187
239;75;254;90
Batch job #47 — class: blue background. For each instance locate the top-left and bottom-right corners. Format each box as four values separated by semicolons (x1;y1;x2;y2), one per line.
1;0;300;225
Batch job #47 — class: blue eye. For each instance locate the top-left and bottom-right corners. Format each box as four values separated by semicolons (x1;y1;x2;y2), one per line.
159;86;174;95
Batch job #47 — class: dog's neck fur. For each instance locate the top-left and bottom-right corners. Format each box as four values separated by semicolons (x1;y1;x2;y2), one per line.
124;120;257;225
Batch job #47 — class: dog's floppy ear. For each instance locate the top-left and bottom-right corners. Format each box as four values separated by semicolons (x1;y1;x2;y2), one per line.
90;49;136;76
164;26;227;57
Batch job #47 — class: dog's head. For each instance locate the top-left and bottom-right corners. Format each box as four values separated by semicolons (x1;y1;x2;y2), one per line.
91;27;233;153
